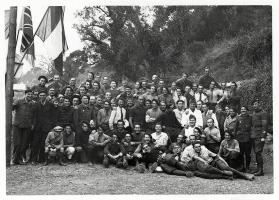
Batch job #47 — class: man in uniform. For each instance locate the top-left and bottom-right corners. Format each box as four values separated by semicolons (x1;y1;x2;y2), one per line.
250;99;268;176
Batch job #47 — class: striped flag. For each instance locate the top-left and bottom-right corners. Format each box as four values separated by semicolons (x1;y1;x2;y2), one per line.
18;6;35;66
36;6;68;75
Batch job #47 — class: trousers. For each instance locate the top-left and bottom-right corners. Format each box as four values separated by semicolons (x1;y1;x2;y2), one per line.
251;138;265;168
12;126;31;163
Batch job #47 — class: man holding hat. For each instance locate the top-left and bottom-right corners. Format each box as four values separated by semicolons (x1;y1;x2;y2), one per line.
12;87;36;165
44;125;66;166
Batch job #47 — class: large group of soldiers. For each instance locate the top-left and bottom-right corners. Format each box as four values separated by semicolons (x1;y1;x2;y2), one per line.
12;66;271;181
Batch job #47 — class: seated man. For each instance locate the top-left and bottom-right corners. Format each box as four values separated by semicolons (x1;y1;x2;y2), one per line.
218;132;241;170
88;124;111;164
44;125;66;166
103;134;127;169
63;124;76;162
122;133;138;166
134;133;161;173
151;123;169;152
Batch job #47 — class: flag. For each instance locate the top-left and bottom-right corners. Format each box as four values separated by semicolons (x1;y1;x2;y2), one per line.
18;6;35;66
36;6;68;75
5;10;10;39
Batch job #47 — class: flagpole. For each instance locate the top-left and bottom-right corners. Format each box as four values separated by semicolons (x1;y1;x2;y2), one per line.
14;6;50;76
6;6;17;167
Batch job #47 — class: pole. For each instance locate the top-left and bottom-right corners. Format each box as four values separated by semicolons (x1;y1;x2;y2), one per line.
6;7;17;167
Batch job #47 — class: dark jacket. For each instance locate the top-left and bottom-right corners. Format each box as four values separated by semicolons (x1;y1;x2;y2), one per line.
199;74;220;89
175;78;193;92
74;103;96;129
234;114;252;142
104;141;125;156
34;100;55;133
76;129;91;147
58;106;74;126
156;110;181;128
250;110;268;139
13;98;36;128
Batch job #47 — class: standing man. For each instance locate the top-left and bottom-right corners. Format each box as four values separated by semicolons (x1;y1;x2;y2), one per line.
101;76;111;93
234;106;252;172
181;101;203;128
175;73;193;92
97;100;112;127
12;88;36;165
145;99;163;133
129;95;147;130
206;81;222;111
143;85;158;101
109;99;127;130
184;85;195;108
73;95;97;132
109;80;121;99
31;75;48;94
250;99;268;176
194;85;208;104
198;66;220;89
204;118;221;154
201;103;219;129
173;100;185;127
224;107;238;135
30;90;54;164
47;74;63;93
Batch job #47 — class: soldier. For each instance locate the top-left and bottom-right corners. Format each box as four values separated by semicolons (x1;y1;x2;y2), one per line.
250;99;268;176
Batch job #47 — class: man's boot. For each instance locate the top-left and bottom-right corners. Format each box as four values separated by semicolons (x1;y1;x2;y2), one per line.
254;165;264;176
58;152;67;166
43;153;49;166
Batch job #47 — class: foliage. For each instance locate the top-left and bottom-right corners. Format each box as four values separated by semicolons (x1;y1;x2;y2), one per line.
73;6;272;111
63;50;89;82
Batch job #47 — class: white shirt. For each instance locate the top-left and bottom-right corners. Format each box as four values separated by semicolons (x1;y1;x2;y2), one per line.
151;132;169;146
194;92;208;103
173;95;187;108
109;106;126;129
173;108;184;125
205;89;222;103
183;126;196;139
181;108;203;128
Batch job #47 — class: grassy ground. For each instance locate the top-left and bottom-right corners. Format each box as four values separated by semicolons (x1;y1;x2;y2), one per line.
6;149;273;195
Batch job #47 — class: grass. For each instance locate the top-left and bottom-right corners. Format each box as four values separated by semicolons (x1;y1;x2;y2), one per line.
6;148;273;195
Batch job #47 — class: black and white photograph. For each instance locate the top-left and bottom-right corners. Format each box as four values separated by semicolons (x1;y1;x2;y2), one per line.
2;0;277;197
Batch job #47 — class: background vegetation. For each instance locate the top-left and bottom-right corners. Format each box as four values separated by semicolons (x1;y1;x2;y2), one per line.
18;6;272;112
